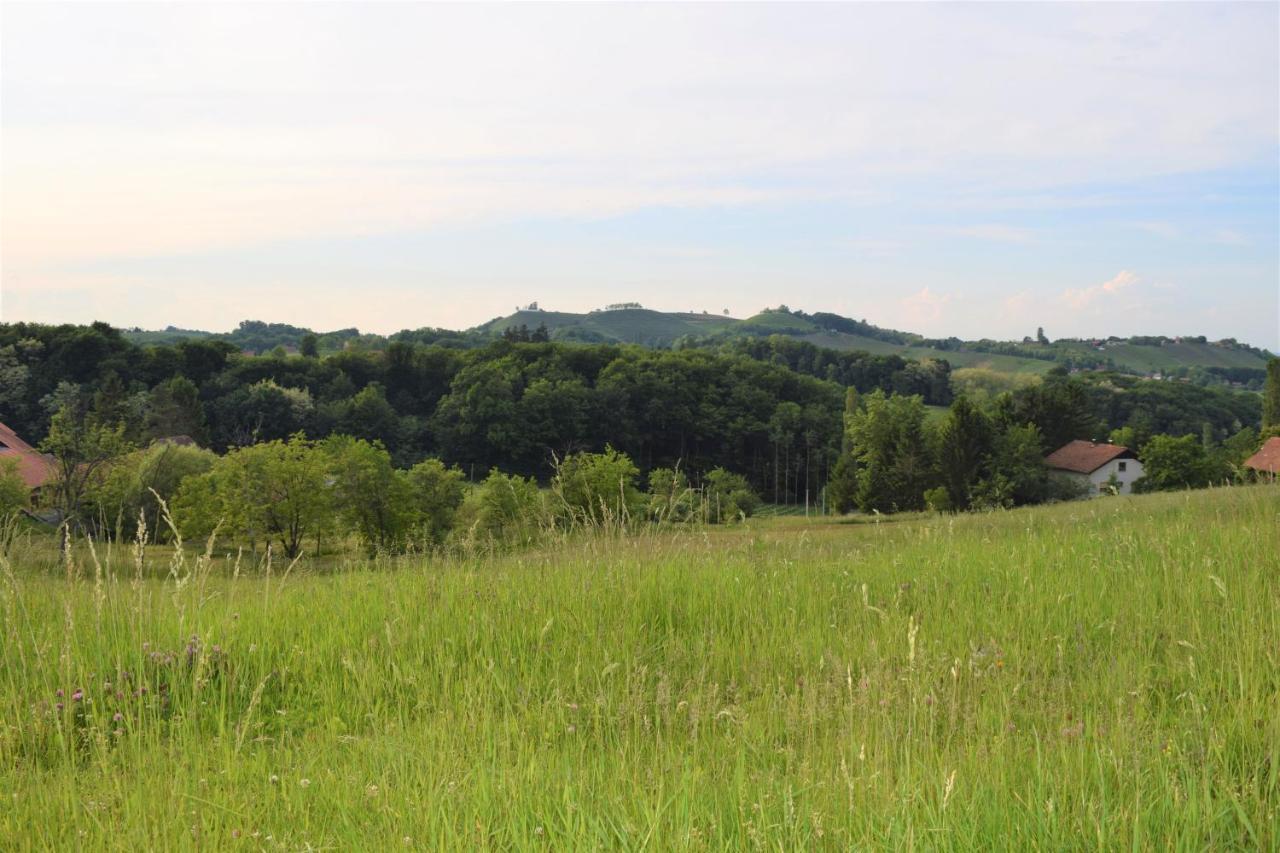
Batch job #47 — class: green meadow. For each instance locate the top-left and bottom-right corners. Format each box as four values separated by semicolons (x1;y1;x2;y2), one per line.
2;486;1277;850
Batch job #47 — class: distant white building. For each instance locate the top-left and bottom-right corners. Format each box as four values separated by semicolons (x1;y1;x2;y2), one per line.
1045;440;1143;496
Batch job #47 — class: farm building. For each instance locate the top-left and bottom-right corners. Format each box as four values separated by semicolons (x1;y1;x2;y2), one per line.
1243;436;1280;478
1045;440;1143;496
0;421;54;496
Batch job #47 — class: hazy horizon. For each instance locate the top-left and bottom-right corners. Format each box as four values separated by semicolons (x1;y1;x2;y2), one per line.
3;3;1277;348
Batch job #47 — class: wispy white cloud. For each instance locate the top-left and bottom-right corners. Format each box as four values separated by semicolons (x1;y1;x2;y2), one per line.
1062;270;1140;310
900;287;955;325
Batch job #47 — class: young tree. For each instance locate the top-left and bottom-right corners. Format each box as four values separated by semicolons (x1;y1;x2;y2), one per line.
846;390;932;513
987;423;1052;506
825;452;860;514
176;434;331;558
936;396;993;511
405;458;467;545
39;407;132;532
300;333;320;358
324;435;413;555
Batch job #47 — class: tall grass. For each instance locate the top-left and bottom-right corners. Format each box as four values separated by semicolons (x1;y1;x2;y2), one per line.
1;487;1277;849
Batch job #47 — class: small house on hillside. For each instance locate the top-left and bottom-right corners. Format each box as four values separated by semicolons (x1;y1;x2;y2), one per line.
1243;437;1280;479
0;421;54;497
1045;440;1143;496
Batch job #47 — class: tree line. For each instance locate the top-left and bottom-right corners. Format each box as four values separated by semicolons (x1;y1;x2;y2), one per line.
0;429;763;558
0;322;1270;524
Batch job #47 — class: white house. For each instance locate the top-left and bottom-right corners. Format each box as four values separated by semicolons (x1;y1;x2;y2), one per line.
1044;440;1143;496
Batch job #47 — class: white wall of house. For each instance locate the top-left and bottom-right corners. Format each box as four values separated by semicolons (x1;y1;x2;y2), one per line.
1051;458;1144;497
1087;458;1143;495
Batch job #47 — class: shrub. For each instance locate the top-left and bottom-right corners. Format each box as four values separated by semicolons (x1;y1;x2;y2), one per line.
923;486;953;513
1045;473;1093;502
646;466;698;523
0;458;29;517
82;442;217;541
551;447;642;528
702;468;760;523
1135;434;1224;492
454;469;547;546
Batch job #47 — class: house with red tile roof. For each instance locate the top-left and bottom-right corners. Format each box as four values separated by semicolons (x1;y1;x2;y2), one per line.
1243;436;1280;478
0;421;54;494
1045;440;1143;496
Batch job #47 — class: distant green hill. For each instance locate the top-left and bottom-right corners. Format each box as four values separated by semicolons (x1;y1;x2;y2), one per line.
480;308;738;346
122;306;1274;387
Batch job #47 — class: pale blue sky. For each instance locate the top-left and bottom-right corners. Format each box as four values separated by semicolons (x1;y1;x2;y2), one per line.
2;3;1277;347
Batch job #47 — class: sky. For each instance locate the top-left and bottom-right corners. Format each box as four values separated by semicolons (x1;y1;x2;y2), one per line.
2;2;1277;348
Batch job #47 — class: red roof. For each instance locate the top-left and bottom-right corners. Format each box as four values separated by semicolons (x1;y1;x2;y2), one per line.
1044;440;1134;474
1244;437;1280;475
0;422;54;489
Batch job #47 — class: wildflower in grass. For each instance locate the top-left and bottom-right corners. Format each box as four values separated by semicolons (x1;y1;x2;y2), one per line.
71;689;83;702
269;774;279;784
112;713;123;723
55;689;63;699
299;778;311;788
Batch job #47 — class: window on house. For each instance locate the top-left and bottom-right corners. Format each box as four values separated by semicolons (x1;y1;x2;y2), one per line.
1118;461;1127;472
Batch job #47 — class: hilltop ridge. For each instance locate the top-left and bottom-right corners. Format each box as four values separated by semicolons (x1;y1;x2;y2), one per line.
114;306;1275;388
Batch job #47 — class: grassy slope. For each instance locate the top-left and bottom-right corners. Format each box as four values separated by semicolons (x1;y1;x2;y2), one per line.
483;309;738;345
801;332;1058;374
1103;342;1270;373
3;486;1277;849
